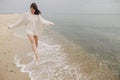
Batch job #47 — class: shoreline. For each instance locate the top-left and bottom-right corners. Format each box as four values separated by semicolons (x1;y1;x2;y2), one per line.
0;13;119;80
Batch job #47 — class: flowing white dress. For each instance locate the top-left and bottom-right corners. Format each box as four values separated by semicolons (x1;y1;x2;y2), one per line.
9;12;53;36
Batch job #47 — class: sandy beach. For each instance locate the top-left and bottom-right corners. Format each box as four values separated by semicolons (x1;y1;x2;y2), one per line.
1;0;120;79
0;14;30;80
0;14;119;80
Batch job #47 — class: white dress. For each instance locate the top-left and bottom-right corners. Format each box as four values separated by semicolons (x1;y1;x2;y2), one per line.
9;12;53;36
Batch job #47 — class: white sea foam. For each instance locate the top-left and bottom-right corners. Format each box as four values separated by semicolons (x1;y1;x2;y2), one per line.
14;32;83;80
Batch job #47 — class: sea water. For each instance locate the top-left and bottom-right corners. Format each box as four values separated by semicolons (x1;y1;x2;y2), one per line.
14;14;120;80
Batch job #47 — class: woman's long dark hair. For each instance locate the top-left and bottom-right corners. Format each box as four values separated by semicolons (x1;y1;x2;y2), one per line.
30;3;41;15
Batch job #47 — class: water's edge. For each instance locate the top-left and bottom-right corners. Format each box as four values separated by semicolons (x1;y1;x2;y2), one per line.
13;27;119;80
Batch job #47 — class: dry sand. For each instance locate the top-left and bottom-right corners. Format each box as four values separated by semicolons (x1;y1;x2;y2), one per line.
0;14;31;80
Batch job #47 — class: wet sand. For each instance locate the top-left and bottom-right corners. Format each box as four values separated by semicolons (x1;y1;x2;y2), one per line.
0;14;119;80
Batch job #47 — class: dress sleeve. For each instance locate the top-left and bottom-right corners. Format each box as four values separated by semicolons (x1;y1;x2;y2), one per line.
9;12;27;29
39;14;53;26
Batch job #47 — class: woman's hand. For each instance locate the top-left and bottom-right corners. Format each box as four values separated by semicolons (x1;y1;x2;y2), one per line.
50;22;54;26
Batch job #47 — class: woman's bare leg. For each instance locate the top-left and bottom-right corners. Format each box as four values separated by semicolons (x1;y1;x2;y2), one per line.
27;34;40;61
34;35;38;47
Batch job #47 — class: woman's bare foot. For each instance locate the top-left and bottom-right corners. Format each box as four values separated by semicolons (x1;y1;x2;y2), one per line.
35;54;40;62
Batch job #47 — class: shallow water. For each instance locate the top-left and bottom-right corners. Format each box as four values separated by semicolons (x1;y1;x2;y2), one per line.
13;14;120;80
53;14;120;75
14;30;83;80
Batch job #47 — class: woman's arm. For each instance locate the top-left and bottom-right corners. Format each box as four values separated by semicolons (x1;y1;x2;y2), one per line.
8;12;27;30
39;14;54;26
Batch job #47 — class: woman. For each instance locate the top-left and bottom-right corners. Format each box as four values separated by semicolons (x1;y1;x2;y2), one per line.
8;3;54;61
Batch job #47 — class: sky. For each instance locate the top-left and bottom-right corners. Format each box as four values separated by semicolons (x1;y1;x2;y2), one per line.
0;0;120;14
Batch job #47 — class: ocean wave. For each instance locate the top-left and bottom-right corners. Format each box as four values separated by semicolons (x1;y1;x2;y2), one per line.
14;32;83;80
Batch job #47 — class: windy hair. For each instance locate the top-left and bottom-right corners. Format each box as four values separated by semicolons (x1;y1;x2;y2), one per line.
30;3;41;15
